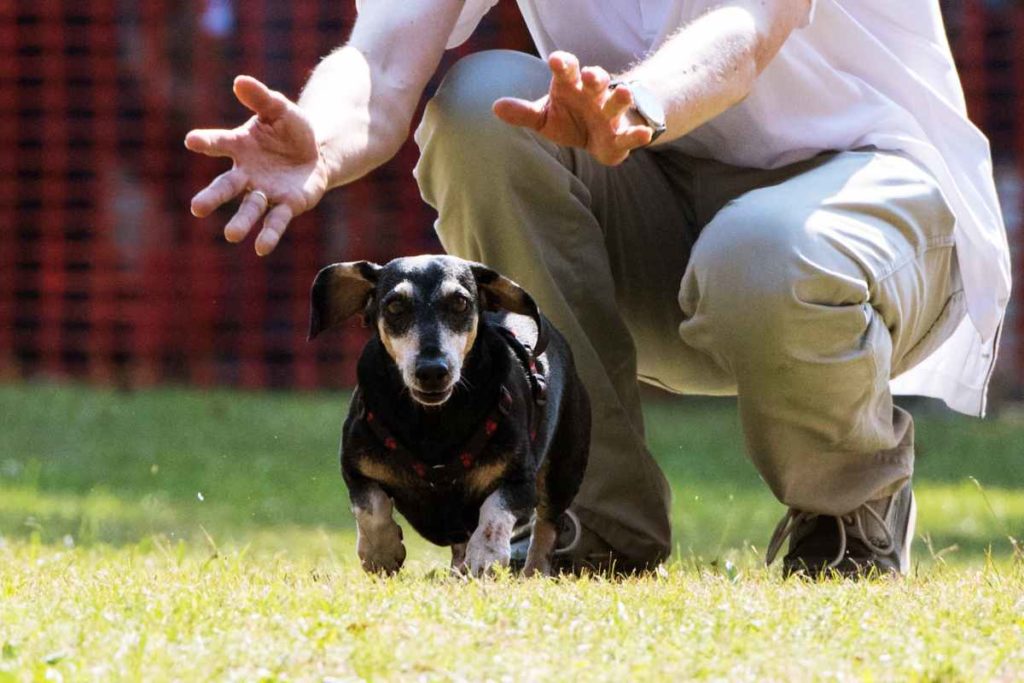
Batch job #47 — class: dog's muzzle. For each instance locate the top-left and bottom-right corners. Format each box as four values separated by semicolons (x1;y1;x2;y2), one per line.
411;358;453;405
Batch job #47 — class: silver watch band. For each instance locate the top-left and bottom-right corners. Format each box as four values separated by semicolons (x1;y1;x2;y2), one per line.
609;80;667;143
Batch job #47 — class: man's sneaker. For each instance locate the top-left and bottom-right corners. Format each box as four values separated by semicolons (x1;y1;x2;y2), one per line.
765;482;916;578
509;510;660;576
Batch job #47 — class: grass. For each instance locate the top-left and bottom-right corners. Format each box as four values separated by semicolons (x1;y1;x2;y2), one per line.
1;382;1023;681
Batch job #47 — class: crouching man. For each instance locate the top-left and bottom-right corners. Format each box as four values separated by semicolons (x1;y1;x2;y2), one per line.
186;0;1010;576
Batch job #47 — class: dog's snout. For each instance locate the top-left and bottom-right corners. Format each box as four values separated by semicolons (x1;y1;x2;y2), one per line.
414;358;450;390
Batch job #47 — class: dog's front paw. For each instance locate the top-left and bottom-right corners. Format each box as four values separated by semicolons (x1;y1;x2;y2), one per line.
466;522;512;577
357;521;406;574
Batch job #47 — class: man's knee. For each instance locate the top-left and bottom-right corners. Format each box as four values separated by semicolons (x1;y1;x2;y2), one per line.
415;51;561;254
417;50;548;156
680;202;872;364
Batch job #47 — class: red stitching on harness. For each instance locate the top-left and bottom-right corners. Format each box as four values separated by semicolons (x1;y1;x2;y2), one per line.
459;452;473;469
384;437;397;451
412;462;427;478
485;419;498;436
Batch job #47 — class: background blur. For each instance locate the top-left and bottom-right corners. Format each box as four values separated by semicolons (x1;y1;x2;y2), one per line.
1;0;1023;398
1;2;1022;573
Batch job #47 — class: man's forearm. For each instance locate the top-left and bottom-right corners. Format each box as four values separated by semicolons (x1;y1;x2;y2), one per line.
298;47;400;189
297;0;463;190
620;1;811;144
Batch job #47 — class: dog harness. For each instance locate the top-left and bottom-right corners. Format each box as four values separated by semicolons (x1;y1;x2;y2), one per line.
352;326;547;489
494;325;547;408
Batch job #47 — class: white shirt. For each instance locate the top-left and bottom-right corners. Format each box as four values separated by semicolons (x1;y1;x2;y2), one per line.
444;0;1011;416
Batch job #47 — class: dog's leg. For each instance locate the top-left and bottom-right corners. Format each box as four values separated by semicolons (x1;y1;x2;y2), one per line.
450;542;468;573
465;489;518;576
352;482;406;574
527;377;591;577
523;517;558;577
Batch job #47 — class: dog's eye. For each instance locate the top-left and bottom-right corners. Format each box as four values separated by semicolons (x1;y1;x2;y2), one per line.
385;299;407;316
450;295;469;313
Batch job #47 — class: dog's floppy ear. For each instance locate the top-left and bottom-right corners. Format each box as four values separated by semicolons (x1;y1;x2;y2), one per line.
308;261;382;340
470;264;550;355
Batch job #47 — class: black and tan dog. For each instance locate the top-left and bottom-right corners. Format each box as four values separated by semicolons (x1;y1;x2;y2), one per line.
308;255;590;576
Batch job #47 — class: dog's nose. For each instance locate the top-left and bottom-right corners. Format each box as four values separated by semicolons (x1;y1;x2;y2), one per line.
414;359;450;389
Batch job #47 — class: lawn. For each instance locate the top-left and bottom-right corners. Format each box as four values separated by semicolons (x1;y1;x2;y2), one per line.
0;383;1022;681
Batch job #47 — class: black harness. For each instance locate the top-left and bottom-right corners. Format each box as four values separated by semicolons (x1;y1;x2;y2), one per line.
352;326;548;488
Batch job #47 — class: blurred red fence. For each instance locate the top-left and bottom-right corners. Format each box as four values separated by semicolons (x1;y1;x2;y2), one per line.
1;0;1022;395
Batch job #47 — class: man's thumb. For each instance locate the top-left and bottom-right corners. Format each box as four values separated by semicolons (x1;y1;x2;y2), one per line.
492;97;545;131
234;75;289;122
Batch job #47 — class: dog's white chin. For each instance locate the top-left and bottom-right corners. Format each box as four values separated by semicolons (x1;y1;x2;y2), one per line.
409;387;454;407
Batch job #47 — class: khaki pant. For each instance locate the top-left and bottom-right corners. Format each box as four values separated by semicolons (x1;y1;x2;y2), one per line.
414;50;964;562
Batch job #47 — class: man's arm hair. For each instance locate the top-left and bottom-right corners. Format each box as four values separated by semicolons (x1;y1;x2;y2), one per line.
619;0;813;144
298;0;465;189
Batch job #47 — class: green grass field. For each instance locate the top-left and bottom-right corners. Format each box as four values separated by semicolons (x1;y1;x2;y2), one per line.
1;383;1022;681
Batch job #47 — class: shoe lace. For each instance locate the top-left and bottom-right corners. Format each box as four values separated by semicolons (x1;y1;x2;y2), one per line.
764;502;895;569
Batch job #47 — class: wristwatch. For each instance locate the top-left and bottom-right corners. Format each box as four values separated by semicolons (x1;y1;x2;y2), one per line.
609;80;667;144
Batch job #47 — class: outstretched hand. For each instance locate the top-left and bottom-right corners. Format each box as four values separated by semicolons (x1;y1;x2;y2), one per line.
185;76;329;256
492;52;654;166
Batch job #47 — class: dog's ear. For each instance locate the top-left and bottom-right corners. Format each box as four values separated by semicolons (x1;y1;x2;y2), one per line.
308;261;382;340
470;264;550;355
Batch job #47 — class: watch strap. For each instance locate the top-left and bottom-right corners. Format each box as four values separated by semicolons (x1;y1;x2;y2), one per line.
609;80;667;144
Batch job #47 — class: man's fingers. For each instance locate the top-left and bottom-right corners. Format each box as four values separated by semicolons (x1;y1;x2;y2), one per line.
234;75;290;123
601;86;634;119
492;97;547;131
184;127;245;158
581;66;610;95
223;190;269;243
190;169;248;218
548;51;581;88
255;203;294;256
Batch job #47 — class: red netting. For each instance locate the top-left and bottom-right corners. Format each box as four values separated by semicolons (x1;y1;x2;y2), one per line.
1;1;1021;393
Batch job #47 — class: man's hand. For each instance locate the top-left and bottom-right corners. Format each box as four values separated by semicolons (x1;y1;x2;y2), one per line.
185;76;329;256
492;52;654;166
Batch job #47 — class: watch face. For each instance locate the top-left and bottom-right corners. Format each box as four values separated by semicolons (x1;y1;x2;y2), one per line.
629;83;666;130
